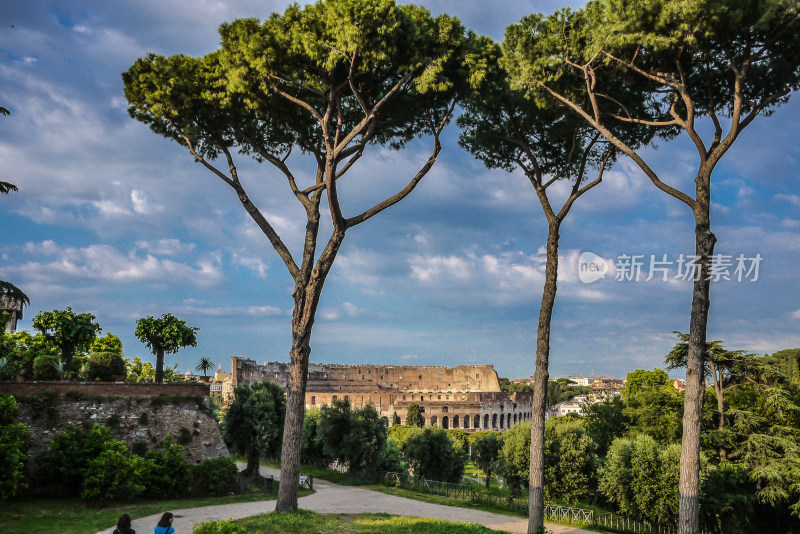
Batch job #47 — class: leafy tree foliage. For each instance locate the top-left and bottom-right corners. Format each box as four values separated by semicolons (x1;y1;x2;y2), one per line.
44;424;116;492
497;422;531;487
543;418;598;505
470;431;502;488
123;0;488;511
89;333;123;355
547;379;592;407
583;396;629;457
81;352;127;381
222;380;286;476
0;331;57;379
403;427;466;483
301;408;325;461
125;356;184;382
317;399;387;471
32;307;101;370
405;403;424;427
600;435;691;526
386;424;423;451
135;313;198;383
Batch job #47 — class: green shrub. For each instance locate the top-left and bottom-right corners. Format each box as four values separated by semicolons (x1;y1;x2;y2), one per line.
81;439;145;501
0;393;19;425
81;352;127;381
138;436;190;499
32;353;61;380
106;414;121;428
0;422;29;500
403;427;467;483
192;519;246;534
43;424;115;491
192;456;238;495
138;412;149;425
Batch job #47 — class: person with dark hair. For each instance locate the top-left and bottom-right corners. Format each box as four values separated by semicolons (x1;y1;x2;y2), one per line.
113;513;135;534
153;512;174;534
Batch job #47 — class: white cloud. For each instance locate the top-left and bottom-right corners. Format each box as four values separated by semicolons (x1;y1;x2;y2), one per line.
776;193;800;207
130;189;164;215
231;253;269;278
6;241;223;288
792;309;800;319
175;304;284;317
400;354;419;361
136;239;196;256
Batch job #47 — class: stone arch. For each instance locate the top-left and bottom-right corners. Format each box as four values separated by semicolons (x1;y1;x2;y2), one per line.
381;416;389;427
453;415;460;428
507;413;511;428
463;415;469;429
499;413;504;429
513;413;517;424
474;415;480;429
442;416;449;429
492;413;498;428
484;414;490;429
430;415;438;427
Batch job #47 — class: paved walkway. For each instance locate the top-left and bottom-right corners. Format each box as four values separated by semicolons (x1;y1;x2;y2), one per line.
97;465;594;534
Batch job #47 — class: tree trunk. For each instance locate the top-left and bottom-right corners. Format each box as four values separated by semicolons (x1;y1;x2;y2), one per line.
678;212;716;534
276;235;342;512
154;347;165;383
528;222;560;534
243;445;260;477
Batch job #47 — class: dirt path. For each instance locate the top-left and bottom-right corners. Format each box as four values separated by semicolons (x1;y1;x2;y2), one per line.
97;465;595;534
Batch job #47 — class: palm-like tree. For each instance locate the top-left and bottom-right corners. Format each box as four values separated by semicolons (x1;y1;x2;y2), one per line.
196;356;214;379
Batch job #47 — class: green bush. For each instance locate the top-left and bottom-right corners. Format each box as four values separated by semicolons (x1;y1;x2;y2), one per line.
32;353;61;380
138;436;190;499
81;351;127;381
42;424;115;492
403;427;466;483
0;393;19;425
81;439;145;501
192;519;246;534
192;456;238;495
0;422;29;500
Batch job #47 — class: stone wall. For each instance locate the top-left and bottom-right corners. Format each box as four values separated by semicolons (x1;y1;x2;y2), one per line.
0;382;229;463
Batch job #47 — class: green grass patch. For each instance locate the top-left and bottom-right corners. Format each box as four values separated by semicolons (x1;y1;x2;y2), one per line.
0;483;312;534
236;510;511;533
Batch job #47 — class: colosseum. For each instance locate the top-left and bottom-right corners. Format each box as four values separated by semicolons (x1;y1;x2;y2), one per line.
229;356;532;432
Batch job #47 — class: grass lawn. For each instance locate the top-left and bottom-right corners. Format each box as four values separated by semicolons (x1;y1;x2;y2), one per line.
0;483;313;534
235;509;512;533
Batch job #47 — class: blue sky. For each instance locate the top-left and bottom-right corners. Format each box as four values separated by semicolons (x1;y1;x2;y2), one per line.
1;1;798;379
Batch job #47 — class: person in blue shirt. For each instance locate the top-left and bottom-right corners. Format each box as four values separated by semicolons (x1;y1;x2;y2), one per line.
153;512;174;534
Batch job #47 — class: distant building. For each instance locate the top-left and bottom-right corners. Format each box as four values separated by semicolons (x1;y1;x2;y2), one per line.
229;356;532;432
672;378;686;392
209;364;233;403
